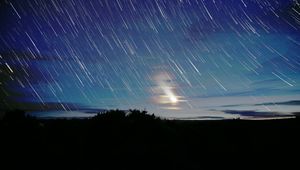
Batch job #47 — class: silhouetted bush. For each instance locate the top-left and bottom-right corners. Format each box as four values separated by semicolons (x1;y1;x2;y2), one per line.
0;108;299;169
91;109;159;122
92;109;126;121
3;109;28;122
127;109;158;121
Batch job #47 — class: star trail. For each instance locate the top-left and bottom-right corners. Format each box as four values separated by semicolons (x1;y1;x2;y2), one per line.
0;0;300;119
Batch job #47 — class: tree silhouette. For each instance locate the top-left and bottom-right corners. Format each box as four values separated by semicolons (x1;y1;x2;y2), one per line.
92;109;126;121
127;109;158;121
91;109;159;122
3;109;28;122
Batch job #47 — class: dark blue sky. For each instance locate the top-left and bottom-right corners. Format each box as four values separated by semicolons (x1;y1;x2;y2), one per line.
1;0;300;119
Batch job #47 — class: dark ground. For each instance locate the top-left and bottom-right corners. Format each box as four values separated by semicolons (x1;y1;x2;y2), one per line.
0;109;299;169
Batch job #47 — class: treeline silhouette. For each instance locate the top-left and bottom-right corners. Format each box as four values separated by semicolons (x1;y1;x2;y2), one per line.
0;109;299;169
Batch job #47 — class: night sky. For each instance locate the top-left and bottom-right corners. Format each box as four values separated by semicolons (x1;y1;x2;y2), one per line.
1;0;300;119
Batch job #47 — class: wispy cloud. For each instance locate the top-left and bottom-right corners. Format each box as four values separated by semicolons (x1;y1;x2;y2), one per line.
0;101;83;112
222;110;294;119
255;100;300;106
220;100;300;108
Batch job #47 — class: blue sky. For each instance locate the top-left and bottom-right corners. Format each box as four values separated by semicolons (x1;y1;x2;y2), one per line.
0;0;300;119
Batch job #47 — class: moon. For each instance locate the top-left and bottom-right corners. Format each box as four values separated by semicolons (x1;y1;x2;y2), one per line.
169;95;178;104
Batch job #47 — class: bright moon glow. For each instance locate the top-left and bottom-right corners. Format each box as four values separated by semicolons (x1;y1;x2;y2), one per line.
169;95;178;103
153;72;182;106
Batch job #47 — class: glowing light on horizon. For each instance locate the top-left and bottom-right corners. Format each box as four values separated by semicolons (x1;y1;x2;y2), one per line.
169;95;178;104
152;72;184;108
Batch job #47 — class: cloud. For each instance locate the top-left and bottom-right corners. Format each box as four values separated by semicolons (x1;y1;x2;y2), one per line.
0;50;108;63
0;100;107;119
0;61;54;84
219;100;300;109
0;51;60;61
255;100;300;106
0;51;59;103
222;110;294;119
176;116;225;120
0;101;84;112
292;112;300;117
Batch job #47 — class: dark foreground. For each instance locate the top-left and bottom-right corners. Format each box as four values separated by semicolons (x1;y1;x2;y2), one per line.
1;110;299;169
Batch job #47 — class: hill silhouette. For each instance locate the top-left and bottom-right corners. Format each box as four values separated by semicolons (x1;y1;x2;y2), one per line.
0;109;299;169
